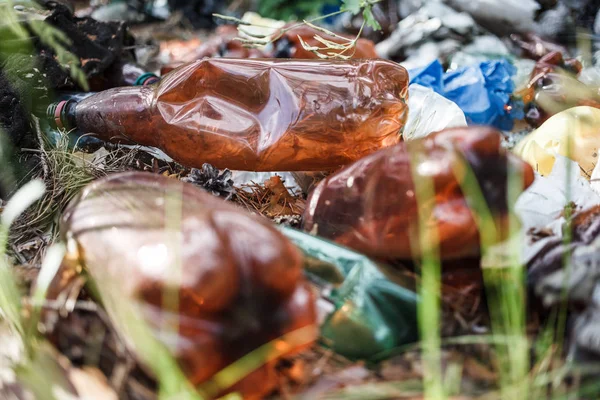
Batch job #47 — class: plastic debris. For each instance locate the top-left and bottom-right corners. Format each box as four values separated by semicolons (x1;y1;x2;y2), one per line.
91;2;146;23
510;58;538;91
529;51;582;85
446;0;540;35
510;33;570;60
448;35;511;70
376;2;478;63
280;227;418;359
409;59;520;130
159;37;203;66
59;171;317;399
526;205;600;305
159;25;266;74
238;12;376;61
516;155;600;234
591;160;600;196
534;1;572;42
403;83;467;141
513;106;600;178
516;51;595;127
89;0;225;29
520;168;600;362
524;73;600;127
579;66;600;87
272;24;378;59
303;126;534;260
48;58;409;171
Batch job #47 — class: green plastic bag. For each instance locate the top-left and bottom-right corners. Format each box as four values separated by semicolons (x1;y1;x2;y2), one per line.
280;227;419;359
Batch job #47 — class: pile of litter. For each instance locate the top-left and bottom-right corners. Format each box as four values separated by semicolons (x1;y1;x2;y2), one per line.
1;0;600;398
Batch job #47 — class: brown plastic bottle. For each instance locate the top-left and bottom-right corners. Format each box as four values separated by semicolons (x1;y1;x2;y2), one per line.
302;127;535;261
516;51;600;127
58;171;317;399
50;58;409;171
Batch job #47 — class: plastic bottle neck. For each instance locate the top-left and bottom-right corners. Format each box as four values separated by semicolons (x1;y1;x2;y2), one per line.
134;72;160;86
47;99;78;131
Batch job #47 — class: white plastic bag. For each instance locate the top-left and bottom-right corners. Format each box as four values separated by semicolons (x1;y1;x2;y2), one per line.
515;156;600;233
403;84;467;140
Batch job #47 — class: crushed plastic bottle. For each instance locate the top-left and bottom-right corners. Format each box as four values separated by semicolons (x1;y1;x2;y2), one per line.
280;227;418;359
59;171;317;399
510;33;569;60
513;106;600;178
303;126;535;260
48;58;409;171
529;51;582;85
515;51;598;127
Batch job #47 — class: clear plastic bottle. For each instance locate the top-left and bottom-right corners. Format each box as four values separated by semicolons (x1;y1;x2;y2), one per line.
49;58;409;171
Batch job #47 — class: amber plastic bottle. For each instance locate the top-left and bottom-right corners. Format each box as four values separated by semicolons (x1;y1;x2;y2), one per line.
58;171;317;399
49;58;409;171
516;51;600;127
302;127;535;260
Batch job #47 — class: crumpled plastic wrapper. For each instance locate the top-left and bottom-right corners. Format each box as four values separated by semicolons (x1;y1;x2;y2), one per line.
59;171;317;399
403;84;467;141
513;106;600;178
303;126;534;260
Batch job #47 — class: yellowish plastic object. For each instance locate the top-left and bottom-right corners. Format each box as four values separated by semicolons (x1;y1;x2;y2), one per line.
514;106;600;178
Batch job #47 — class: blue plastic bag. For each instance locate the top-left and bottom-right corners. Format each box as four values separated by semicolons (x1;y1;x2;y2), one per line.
410;59;522;130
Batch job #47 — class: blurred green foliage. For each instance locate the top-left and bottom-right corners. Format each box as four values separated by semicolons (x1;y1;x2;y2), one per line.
258;0;339;21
